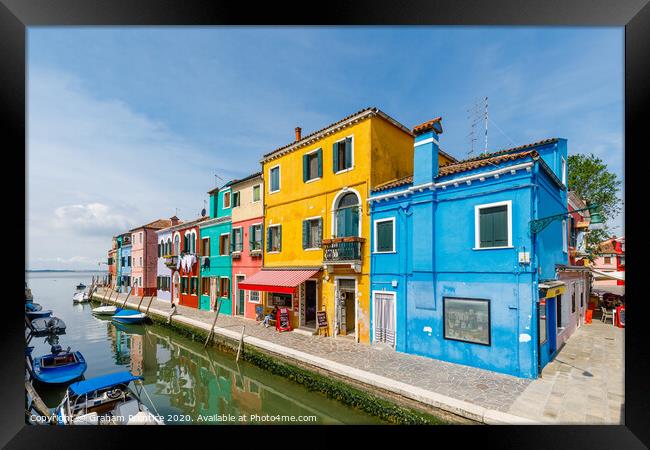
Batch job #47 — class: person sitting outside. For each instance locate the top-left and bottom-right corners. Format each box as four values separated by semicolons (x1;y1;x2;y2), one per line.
260;306;278;328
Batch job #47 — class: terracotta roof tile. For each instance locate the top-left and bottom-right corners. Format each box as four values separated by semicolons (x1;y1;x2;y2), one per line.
130;218;174;232
371;142;549;193
413;117;443;135
438;149;539;177
373;176;413;192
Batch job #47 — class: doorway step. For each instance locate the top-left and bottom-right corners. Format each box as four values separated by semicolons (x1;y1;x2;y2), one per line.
293;328;316;336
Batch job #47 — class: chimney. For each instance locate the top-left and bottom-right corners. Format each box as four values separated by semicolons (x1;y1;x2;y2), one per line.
412;117;443;186
295;127;302;141
170;215;180;226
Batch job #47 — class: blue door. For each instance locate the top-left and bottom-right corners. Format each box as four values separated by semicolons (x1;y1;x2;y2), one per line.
538;297;558;371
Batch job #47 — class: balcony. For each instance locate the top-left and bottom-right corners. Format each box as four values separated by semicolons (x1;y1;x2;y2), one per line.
164;255;178;269
322;236;364;272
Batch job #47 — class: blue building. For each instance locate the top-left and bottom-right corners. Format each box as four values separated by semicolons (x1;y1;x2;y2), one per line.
116;233;132;293
368;118;569;378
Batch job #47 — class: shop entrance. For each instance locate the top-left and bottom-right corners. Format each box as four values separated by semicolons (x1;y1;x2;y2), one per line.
304;280;317;329
172;272;180;305
336;278;356;337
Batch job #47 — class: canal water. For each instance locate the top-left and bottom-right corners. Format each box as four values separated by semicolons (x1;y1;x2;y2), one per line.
26;271;385;425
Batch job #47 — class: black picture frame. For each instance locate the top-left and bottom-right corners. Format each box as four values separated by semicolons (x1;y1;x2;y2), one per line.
3;0;647;447
443;296;491;346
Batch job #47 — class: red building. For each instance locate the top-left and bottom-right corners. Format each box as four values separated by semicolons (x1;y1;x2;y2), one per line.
165;216;209;308
108;239;117;288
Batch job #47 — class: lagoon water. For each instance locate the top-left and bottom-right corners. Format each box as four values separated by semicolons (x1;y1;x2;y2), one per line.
26;271;384;424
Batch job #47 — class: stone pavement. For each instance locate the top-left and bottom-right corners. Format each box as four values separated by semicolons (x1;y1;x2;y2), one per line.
95;288;623;424
507;320;624;424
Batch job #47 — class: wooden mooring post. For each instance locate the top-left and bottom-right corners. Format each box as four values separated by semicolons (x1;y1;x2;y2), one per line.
235;326;246;363
136;294;146;312
121;287;133;308
25;380;53;423
145;295;155;314
203;298;223;348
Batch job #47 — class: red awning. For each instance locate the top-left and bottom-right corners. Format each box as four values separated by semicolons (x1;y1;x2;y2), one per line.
238;269;320;294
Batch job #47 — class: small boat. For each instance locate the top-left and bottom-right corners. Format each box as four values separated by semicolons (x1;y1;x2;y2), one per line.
73;291;89;303
28;345;87;385
55;371;164;425
25;302;43;312
26;308;53;319
29;316;67;335
92;305;118;316
76;283;86;290
112;309;147;324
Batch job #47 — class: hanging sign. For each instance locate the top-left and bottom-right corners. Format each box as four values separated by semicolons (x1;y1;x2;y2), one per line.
277;307;292;332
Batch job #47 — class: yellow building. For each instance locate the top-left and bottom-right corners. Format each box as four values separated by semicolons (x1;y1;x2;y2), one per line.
244;107;455;343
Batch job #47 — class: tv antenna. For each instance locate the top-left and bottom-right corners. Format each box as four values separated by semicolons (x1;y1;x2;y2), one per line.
214;173;224;189
466;96;488;157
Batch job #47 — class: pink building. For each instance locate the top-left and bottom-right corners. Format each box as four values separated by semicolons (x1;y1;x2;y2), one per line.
130;218;175;297
229;173;264;320
592;236;625;287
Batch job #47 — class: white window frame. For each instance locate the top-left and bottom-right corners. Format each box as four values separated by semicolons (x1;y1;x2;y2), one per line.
562;219;568;253
232;191;240;208
304;215;323;251
249;290;261;304
251;184;262;203
269;165;281;194
330;187;362;238
232;226;244;253
304;148;322;184
373;217;396;253
250;222;263;252
561;156;567;186
473;200;513;250
334;134;355;175
267;224;281;254
371;290;397;347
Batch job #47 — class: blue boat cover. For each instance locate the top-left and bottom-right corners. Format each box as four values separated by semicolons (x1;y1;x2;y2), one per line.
69;371;143;396
114;309;143;317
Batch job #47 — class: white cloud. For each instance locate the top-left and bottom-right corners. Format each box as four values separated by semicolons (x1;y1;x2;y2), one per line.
52;203;136;237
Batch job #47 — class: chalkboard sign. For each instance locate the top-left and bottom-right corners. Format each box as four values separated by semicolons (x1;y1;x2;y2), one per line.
316;310;328;329
277;307;292;332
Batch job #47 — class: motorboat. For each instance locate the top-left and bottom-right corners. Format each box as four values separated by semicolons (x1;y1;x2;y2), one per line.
92;305;118;316
112;309;147;325
27;344;87;385
73;291;90;303
55;371;164;425
25;302;43;312
26;303;52;319
76;283;86;290
29;316;67;336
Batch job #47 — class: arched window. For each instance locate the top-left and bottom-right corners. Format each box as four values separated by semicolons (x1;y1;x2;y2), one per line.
334;192;360;238
174;234;180;255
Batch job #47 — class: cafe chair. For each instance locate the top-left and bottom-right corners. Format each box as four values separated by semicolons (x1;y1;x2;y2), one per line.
601;306;615;324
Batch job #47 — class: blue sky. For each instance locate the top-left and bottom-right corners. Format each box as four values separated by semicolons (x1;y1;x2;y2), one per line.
27;27;624;270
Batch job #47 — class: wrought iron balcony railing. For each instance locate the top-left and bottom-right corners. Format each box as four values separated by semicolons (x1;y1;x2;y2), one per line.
322;236;365;263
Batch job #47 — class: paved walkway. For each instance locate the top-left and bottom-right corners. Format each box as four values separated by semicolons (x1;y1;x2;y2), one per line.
95;288;623;424
507;320;624;424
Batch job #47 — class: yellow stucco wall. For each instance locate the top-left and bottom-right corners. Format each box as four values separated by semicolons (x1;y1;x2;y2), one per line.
261;114;413;342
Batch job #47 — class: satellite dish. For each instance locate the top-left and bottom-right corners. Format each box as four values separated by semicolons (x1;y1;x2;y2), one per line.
201;208;206;217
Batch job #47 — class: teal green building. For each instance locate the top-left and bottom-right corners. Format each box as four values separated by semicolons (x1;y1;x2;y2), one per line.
198;182;233;313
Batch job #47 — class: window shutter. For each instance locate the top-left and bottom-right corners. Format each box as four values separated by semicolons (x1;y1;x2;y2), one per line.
479;210;494;248
230;230;235;253
317;148;323;177
277;225;282;252
249;225;254;250
302;220;309;249
332;142;338;172
345;137;352;168
316;218;323;247
266;227;271;252
303;154;309;182
493;207;508;246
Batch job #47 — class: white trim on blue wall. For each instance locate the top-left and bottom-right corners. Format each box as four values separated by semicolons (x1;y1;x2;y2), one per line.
473;200;513;250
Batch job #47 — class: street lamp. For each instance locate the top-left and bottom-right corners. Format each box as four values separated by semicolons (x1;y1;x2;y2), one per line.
529;203;604;234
